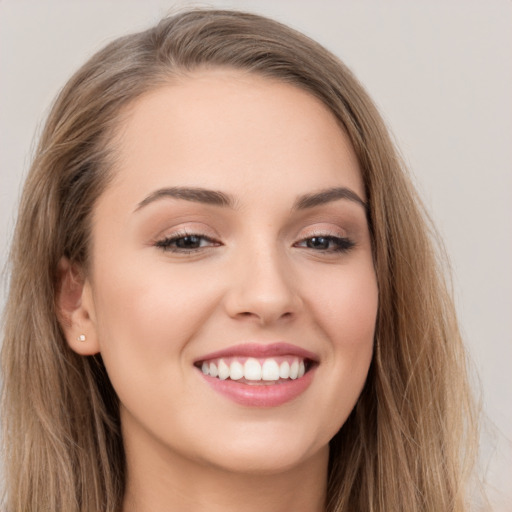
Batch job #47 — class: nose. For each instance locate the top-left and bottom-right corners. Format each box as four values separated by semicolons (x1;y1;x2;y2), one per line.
223;245;302;326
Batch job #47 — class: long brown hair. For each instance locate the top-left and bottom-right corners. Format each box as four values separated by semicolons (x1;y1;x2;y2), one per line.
1;9;478;511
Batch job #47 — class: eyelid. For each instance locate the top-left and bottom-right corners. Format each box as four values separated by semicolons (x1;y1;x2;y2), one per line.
154;231;222;253
294;223;348;240
292;224;356;252
150;219;223;254
156;230;219;244
152;221;220;242
293;234;355;255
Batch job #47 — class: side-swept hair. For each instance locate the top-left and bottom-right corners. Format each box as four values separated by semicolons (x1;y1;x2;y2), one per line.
1;9;477;511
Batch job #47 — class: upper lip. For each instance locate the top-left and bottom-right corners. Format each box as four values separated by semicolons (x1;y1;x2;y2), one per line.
194;342;319;363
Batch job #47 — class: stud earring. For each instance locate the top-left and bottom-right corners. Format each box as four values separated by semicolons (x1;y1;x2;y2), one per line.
77;334;86;342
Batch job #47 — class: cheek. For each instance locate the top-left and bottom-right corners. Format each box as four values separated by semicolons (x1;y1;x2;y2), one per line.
302;260;377;425
88;259;227;422
306;259;378;349
90;257;221;366
329;270;377;377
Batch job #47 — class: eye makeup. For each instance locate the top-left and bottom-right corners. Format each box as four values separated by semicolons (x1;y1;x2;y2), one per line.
154;231;221;253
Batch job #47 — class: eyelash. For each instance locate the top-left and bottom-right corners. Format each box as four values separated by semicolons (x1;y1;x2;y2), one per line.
154;231;220;253
154;231;355;254
294;234;355;253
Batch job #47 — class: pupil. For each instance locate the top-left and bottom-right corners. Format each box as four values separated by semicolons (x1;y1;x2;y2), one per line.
177;235;200;249
308;237;329;249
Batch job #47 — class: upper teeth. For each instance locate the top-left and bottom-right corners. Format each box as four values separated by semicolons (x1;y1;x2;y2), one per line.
200;357;306;382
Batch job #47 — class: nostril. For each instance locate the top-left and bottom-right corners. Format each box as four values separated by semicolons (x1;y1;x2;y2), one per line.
237;311;255;319
224;281;302;324
236;310;294;322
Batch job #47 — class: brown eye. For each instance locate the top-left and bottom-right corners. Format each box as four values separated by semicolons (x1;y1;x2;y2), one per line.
155;233;220;253
296;236;355;253
306;237;331;250
174;235;203;249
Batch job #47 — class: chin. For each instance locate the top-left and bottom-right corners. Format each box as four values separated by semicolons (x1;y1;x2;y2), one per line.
206;449;326;476
191;425;330;476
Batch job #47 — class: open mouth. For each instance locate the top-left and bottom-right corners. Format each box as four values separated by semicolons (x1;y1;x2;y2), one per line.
193;343;319;406
195;356;315;384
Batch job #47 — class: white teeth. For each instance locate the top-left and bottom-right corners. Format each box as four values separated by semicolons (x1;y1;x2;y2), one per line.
209;362;218;378
218;359;230;380
229;360;244;380
262;359;280;381
279;361;290;379
244;358;262;381
298;360;305;378
289;360;299;379
200;357;308;381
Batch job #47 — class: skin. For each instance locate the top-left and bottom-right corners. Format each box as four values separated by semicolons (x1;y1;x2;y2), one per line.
59;70;378;512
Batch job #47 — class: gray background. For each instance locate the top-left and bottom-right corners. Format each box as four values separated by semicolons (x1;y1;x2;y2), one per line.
1;1;511;509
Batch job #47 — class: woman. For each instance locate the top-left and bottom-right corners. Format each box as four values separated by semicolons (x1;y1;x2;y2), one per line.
1;9;478;512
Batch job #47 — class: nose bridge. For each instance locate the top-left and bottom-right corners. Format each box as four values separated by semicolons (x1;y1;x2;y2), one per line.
225;235;300;324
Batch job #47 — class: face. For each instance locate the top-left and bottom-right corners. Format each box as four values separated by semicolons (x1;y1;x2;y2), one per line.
76;70;378;475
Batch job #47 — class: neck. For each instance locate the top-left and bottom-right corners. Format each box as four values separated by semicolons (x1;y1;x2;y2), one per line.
121;429;328;512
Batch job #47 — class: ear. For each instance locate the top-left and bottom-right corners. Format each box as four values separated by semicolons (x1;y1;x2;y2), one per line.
55;258;100;356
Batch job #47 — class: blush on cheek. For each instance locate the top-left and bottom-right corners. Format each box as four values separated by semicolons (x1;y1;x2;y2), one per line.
317;285;377;343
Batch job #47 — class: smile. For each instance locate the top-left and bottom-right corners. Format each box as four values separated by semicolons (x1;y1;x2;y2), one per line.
198;356;308;383
194;343;318;407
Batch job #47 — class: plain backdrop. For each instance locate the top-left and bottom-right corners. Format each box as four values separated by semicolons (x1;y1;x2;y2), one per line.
1;1;511;509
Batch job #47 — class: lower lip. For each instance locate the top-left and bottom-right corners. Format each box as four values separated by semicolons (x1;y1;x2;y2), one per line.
198;367;316;407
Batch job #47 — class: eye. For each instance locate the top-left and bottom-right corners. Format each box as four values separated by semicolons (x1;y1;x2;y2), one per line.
155;232;221;253
295;235;355;253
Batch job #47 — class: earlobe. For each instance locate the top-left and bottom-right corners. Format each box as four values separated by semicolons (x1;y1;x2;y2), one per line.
55;258;100;356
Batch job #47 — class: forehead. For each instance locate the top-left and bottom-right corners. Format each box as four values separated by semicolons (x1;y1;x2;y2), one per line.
104;69;364;207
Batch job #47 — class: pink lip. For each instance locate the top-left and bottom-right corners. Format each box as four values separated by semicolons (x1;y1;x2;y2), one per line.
194;342;319;363
195;342;318;408
199;367;316;407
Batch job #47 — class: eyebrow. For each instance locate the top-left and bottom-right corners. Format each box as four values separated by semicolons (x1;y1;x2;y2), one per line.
134;185;366;212
134;186;235;211
293;187;367;211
